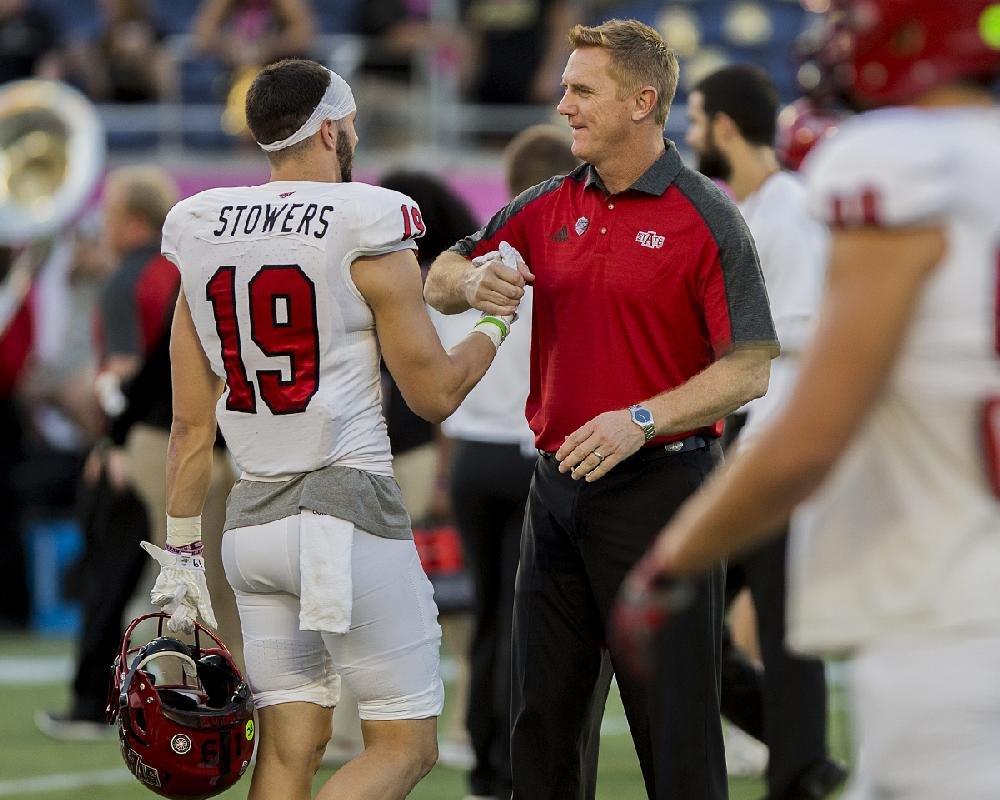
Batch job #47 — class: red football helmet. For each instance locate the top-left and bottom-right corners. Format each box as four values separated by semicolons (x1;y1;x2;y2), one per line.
801;0;1000;107
107;613;256;799
776;98;845;170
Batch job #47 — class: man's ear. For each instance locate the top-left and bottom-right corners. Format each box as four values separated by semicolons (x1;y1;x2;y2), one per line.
320;118;337;149
631;85;659;123
712;112;739;145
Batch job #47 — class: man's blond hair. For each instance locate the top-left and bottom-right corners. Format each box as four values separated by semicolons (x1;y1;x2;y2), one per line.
567;19;679;128
105;165;178;232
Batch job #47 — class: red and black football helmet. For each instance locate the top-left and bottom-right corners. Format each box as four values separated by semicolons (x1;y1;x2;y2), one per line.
776;97;844;170
799;0;1000;107
107;613;256;799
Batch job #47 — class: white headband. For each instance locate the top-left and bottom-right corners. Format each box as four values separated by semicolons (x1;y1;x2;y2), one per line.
257;67;356;152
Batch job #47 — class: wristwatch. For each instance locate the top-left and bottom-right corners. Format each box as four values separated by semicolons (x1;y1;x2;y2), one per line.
628;404;656;443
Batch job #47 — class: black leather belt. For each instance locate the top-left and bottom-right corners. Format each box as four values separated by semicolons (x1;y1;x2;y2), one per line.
538;434;712;462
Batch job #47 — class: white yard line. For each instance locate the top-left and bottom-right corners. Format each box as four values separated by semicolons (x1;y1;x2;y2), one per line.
0;768;131;796
0;656;71;685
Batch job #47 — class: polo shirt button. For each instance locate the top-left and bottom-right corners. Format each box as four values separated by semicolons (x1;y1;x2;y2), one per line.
600;227;607;234
608;203;614;209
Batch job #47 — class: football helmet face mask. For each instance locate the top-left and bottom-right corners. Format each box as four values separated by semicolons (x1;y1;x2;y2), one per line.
800;0;1000;107
107;613;256;799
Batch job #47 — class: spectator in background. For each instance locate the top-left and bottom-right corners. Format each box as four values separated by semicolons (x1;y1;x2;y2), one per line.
354;0;464;147
65;0;173;103
433;123;578;800
0;225;107;632
193;0;315;68
461;0;579;105
98;168;239;668
357;0;441;86
193;0;316;135
685;64;846;799
36;167;179;739
0;0;62;83
16;224;108;524
36;167;237;739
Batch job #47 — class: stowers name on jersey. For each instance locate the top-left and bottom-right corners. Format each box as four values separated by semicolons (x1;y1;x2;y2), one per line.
213;203;335;239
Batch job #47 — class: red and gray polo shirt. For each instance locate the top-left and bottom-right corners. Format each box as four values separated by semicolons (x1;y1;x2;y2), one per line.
96;243;179;364
452;141;779;453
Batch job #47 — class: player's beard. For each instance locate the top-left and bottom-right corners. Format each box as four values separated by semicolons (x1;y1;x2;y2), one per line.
696;130;731;181
336;129;353;182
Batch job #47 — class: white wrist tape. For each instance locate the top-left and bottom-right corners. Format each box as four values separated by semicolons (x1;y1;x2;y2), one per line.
166;515;202;548
473;315;510;349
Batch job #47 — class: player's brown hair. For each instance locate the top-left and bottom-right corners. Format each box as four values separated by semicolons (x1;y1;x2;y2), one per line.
245;59;331;160
504;124;579;196
567;19;679;127
104;166;178;232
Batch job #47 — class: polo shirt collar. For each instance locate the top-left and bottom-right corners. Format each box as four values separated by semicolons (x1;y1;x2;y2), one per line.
583;139;682;197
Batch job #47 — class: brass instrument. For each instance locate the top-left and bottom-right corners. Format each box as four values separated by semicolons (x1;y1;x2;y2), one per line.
0;80;105;337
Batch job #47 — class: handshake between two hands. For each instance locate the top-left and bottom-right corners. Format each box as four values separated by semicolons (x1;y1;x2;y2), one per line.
467;241;534;320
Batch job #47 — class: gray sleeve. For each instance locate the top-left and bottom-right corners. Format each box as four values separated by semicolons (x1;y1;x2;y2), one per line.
674;168;780;356
99;272;141;357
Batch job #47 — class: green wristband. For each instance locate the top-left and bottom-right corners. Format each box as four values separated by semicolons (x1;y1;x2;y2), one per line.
474;315;509;344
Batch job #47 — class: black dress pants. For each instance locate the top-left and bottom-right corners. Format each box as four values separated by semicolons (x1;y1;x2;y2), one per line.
0;395;29;627
451;440;537;799
70;469;149;720
722;534;829;798
511;445;727;800
719;412;830;798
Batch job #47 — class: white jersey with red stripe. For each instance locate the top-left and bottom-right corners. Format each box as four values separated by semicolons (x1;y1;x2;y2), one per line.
162;180;424;478
789;106;1000;655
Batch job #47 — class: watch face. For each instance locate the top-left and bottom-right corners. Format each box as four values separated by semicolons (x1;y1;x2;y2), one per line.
633;408;652;425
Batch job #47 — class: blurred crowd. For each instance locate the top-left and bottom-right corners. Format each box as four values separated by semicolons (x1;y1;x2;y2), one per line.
0;0;818;147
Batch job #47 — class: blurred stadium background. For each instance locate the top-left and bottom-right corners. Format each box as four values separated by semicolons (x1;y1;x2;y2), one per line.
0;0;846;797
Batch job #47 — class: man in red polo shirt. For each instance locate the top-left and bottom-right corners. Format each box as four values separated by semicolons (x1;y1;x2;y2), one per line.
425;18;778;800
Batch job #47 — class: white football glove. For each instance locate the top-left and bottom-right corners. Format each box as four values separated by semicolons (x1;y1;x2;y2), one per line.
140;542;217;633
471;241;524;327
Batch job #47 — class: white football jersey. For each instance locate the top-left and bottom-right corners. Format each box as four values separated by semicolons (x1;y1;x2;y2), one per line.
736;171;828;440
787;107;1000;655
162;181;423;478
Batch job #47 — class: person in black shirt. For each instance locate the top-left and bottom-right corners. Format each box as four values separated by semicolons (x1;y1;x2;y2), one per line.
0;0;61;84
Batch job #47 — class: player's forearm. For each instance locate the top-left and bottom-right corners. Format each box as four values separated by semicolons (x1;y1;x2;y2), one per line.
424;250;475;314
646;348;771;435
164;419;216;520
405;331;497;423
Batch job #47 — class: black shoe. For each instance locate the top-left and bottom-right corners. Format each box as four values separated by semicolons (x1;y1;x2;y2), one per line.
35;710;115;741
765;757;849;800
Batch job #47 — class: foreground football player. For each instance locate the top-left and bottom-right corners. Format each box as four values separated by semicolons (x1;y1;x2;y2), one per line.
142;59;516;800
618;2;1000;798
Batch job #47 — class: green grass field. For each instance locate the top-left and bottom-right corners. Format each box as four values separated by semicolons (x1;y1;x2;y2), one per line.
0;634;848;800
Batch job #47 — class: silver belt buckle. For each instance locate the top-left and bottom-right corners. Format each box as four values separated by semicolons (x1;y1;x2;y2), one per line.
664;440;684;452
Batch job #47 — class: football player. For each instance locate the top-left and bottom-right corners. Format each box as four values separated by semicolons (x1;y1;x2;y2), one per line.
619;2;1000;798
143;59;516;800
